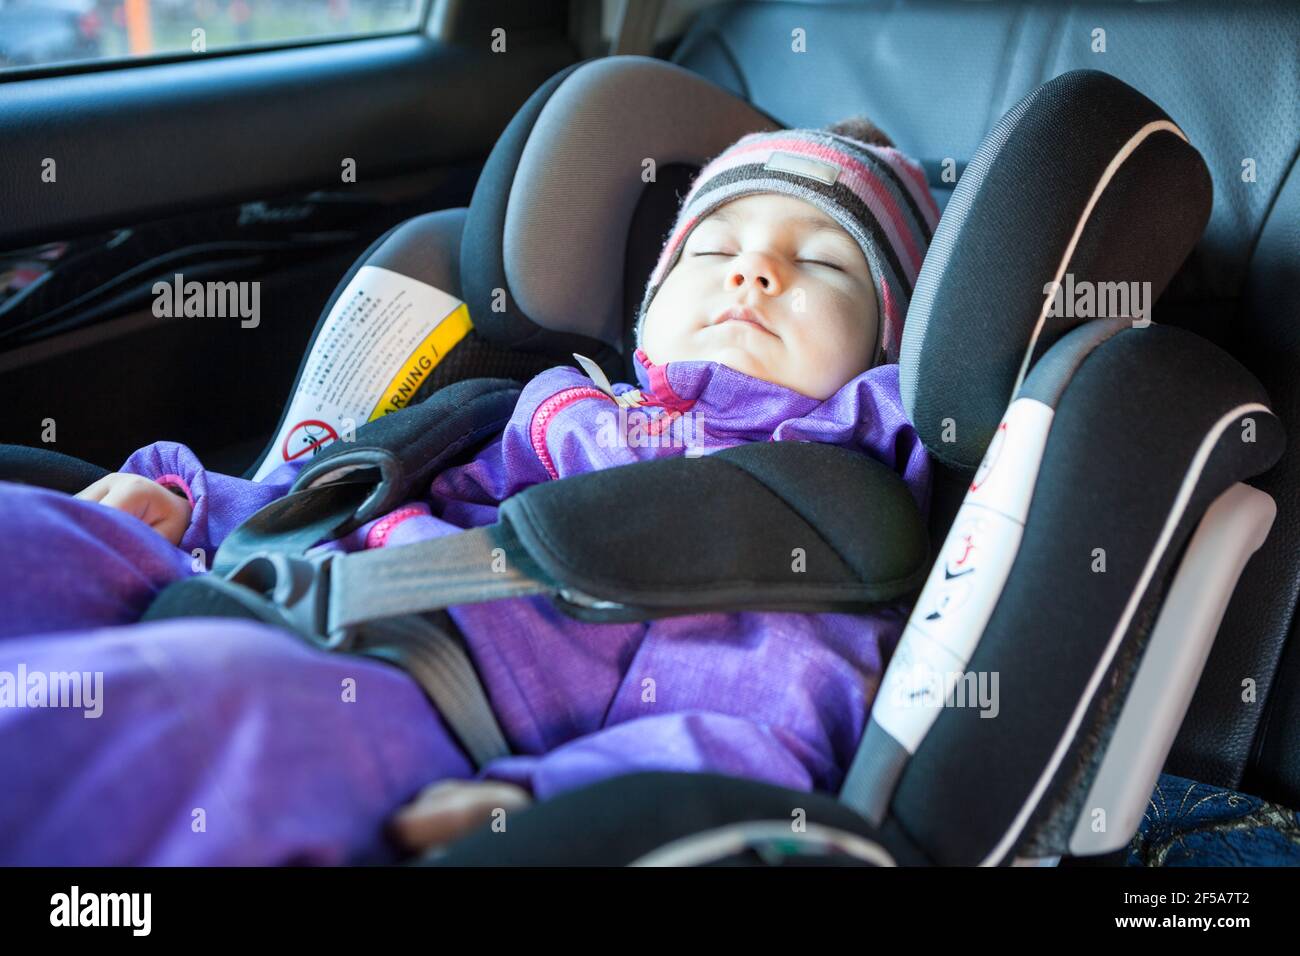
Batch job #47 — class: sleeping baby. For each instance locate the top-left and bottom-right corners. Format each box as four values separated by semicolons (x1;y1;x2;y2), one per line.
0;118;938;864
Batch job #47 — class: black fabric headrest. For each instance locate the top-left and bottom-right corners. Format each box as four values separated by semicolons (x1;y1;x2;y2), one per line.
900;69;1212;470
459;56;780;372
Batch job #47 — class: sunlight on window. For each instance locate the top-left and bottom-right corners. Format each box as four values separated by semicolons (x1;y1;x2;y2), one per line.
0;0;426;71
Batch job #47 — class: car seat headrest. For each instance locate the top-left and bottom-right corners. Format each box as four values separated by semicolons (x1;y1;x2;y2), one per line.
899;69;1213;471
460;56;780;367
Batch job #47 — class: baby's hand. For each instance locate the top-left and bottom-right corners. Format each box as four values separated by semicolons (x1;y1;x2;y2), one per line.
75;472;192;546
388;779;532;855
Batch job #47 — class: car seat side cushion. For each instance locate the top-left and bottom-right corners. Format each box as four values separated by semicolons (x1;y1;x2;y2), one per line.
888;327;1284;865
498;441;931;619
0;444;111;495
900;70;1212;472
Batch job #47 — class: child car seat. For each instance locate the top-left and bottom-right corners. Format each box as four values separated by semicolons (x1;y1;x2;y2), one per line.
0;58;1285;866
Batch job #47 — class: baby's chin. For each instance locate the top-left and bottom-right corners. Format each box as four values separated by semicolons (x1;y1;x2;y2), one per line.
651;335;774;379
656;339;827;395
644;326;849;398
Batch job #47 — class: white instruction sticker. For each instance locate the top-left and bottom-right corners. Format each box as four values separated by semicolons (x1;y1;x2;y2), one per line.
252;265;472;481
870;398;1057;754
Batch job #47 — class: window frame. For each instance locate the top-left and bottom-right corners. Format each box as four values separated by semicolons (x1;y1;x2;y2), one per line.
0;0;442;83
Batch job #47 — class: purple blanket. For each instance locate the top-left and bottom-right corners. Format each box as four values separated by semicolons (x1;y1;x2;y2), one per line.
0;350;929;864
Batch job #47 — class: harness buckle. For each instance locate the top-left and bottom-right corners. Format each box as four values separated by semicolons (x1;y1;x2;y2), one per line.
224;549;354;651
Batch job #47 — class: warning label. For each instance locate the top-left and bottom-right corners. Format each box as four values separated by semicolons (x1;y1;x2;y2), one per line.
282;419;339;462
252;265;472;481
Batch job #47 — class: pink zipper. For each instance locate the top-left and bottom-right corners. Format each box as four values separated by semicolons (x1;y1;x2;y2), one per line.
365;503;431;549
530;385;615;479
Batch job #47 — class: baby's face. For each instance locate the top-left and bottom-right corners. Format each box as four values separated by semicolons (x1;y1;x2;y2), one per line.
640;193;879;400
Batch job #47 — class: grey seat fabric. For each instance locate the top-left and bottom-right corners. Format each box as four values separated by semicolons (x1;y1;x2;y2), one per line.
670;0;1300;807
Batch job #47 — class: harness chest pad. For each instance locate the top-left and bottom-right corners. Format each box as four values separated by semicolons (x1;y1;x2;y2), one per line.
497;440;930;621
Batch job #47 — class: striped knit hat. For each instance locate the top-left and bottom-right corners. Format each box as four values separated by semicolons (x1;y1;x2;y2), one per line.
634;126;940;365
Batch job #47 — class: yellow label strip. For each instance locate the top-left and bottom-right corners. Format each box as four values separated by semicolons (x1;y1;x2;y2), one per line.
368;303;474;421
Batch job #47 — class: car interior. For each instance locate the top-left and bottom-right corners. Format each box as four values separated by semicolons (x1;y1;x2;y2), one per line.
1;0;1298;872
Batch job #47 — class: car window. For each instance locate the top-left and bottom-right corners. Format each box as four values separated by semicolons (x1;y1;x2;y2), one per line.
0;0;428;73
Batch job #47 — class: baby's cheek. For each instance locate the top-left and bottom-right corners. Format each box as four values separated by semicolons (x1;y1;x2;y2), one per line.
805;295;859;348
644;281;696;342
832;289;877;353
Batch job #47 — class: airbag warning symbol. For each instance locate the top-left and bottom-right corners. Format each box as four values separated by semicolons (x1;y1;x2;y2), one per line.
282;419;339;461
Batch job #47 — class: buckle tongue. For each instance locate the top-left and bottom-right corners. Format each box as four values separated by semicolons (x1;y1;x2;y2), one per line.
225;550;353;651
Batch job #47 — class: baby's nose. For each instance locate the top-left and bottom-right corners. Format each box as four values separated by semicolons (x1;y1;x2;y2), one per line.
726;253;782;294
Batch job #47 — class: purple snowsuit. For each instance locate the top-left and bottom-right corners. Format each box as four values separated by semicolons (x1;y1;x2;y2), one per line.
0;348;929;864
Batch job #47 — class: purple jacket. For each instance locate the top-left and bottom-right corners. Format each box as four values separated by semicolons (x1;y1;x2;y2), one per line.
123;348;931;800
